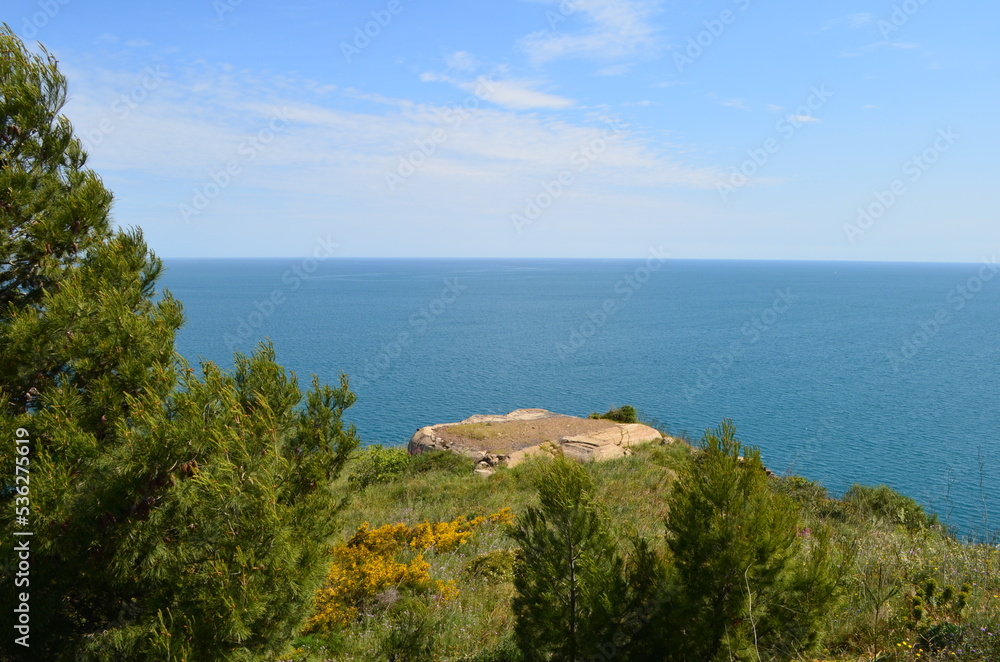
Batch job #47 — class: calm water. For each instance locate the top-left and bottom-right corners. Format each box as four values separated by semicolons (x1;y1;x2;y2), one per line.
160;258;1000;537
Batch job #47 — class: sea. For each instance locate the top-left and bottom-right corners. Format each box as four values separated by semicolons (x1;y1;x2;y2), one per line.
160;257;1000;538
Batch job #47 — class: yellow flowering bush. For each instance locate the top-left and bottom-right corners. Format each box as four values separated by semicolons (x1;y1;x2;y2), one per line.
305;508;512;631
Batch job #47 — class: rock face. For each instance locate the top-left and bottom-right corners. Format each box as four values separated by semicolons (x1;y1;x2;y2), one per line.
408;408;667;474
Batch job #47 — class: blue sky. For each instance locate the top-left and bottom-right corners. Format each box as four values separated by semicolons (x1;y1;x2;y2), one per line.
6;0;998;260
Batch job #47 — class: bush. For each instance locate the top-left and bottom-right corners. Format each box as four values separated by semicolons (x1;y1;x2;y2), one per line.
843;483;938;531
378;598;439;662
464;549;518;584
774;474;831;511
349;444;410;489
408;449;474;475
589;405;639;424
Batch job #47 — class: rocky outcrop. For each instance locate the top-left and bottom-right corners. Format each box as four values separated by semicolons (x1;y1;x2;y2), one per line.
408;408;668;475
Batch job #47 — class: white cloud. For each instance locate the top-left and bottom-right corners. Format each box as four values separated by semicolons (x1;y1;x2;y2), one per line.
841;40;920;57
58;60;723;256
445;51;479;72
821;13;875;31
475;78;575;110
787;115;820;123
519;0;660;64
421;71;575;110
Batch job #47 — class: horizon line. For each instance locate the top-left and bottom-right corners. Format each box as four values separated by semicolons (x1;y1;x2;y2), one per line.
159;256;997;265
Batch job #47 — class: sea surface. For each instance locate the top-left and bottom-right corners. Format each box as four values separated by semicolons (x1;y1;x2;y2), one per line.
160;258;1000;538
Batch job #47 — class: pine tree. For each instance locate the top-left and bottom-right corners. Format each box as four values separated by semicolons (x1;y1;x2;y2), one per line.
508;457;625;662
657;420;838;661
1;26;359;661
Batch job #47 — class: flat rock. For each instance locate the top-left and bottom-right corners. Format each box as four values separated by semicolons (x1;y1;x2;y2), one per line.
408;408;665;468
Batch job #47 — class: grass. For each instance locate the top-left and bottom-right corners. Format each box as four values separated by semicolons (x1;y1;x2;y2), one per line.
440;422;501;442
283;440;1000;662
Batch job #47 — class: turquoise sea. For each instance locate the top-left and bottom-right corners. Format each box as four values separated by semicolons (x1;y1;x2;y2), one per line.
160;258;1000;537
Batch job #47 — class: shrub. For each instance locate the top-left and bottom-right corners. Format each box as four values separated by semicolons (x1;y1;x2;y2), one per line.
843;483;938;531
306;510;510;631
464;549;519;584
378;598;439;662
408;449;474;475
589;405;639;424
349;444;410;489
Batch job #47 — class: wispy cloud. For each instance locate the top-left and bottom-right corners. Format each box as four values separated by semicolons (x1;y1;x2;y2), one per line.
519;0;661;64
60;59;721;250
839;40;920;57
420;71;575;110
721;99;749;110
821;13;875;31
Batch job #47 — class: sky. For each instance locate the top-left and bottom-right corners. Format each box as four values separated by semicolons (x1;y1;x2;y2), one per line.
5;0;999;261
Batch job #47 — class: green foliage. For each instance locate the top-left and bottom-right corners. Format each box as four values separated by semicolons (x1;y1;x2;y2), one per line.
0;27;359;661
908;578;972;653
408;449;473;475
378;598;439;662
461;637;523;662
775;474;830;507
507;457;625;662
464;549;518;584
589;404;638;424
349;444;410;490
843;483;938;531
657;420;840;661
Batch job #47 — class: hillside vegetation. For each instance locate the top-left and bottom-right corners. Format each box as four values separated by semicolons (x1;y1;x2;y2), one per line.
286;428;1000;662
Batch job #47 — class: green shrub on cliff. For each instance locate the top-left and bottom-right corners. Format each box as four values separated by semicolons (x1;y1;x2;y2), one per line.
349;444;410;490
589;404;639;424
843;483;938;531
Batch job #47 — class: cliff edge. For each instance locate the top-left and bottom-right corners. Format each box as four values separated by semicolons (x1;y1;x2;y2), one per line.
408;408;669;475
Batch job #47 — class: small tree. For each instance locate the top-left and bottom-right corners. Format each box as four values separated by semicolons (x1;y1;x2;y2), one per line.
658;420;839;661
508;457;625;662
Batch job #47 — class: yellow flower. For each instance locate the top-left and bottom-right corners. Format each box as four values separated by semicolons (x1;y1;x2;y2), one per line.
304;509;511;632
